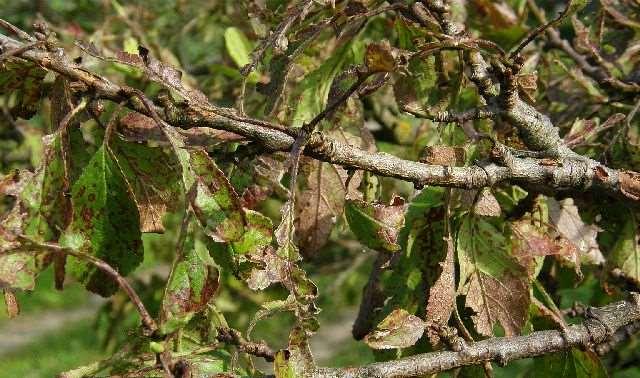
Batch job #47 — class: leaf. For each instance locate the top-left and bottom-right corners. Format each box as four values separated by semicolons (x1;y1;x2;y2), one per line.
424;231;456;345
473;189;501;217
466;271;530;337
189;150;245;243
295;158;346;257
111;137;181;233
458;217;526;286
224;27;253;69
530;349;608;378
610;214;639;285
275;200;300;261
365;41;396;73
458;216;530;337
61;145;144;296
346;196;406;252
364;309;425;349
0;128;83;290
274;350;296;378
110;47;209;106
231;209;273;255
512;220;577;277
160;220;220;334
548;198;604;265
0;59;46;119
419;146;466;166
2;289;19;318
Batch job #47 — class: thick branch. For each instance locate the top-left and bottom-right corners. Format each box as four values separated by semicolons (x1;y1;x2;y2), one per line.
314;295;640;378
0;30;634;201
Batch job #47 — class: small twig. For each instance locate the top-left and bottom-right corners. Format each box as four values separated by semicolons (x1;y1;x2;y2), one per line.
0;40;42;62
216;327;276;362
0;19;36;42
510;0;576;59
9;237;158;334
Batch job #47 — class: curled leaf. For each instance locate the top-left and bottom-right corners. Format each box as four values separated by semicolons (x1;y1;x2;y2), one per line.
364;308;425;349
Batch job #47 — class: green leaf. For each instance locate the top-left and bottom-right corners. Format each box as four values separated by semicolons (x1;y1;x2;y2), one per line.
61;145;144;296
345;196;406;252
274;350;296;378
530;349;608;378
364;309;425;349
224;27;253;69
189;149;245;243
230;209;273;255
160;220;219;334
610;213;639;285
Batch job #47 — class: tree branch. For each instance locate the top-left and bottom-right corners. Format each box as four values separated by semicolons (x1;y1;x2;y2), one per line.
0;26;636;202
313;295;640;378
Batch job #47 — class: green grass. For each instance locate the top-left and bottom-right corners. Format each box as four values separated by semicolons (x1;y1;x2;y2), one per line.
0;319;106;378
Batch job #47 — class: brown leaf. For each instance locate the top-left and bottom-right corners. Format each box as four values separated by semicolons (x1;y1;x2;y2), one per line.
2;289;19;318
619;170;640;202
512;220;578;276
548;198;604;265
364;309;425;349
113;49;210;106
0;170;32;197
295;158;346;257
365;41;396;73
466;272;530;337
246;247;287;291
425;235;455;345
118;113;244;146
473;189;501;217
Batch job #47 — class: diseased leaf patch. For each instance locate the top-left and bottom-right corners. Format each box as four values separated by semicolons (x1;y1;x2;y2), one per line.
61;145;144;296
112;137;181;233
0;59;46;119
160;220;220;334
365;308;425;349
346;196;406;252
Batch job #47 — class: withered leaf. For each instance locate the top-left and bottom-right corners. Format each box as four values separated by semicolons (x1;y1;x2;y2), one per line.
466;272;530;337
473;188;501;217
424;235;455;345
458;216;530;336
364;308;425;349
111;136;181;233
295;158;346;257
547;198;604;265
2;289;19;318
365;41;396;73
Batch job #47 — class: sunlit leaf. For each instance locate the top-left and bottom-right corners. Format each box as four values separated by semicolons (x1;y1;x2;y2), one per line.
365;309;425;349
